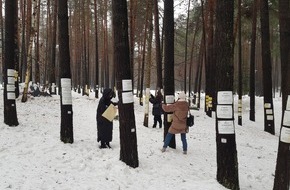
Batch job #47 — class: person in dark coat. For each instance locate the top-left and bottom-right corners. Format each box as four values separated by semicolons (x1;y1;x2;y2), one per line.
96;88;117;148
149;90;163;128
29;83;40;97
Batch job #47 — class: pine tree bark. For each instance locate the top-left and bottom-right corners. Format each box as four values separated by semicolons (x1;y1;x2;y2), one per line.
183;0;191;94
154;0;163;90
129;0;137;91
144;0;153;128
94;0;99;98
215;0;239;189
163;0;176;148
112;0;139;168
139;1;150;106
75;1;82;93
35;0;41;84
20;0;27;83
204;0;215;117
207;0;216;114
49;0;57;94
260;0;275;135
43;0;50;84
194;34;204;109
188;13;200;103
136;42;142;98
24;0;32;82
249;0;258;121
99;0;104;91
103;0;110;88
237;0;242;125
201;0;208;114
273;0;290;189
58;0;74;144
21;0;36;103
4;0;19;126
0;0;4;83
81;0;89;96
14;0;20;98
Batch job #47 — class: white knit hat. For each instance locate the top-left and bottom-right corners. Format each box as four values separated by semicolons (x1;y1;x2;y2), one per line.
178;91;186;100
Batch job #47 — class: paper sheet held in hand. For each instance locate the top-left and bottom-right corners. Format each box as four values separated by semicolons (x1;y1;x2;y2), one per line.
102;104;117;122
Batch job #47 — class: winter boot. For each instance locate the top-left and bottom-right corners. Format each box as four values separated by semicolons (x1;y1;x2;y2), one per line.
106;142;111;148
100;142;107;149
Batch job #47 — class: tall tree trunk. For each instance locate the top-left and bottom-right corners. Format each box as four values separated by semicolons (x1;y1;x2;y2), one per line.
201;0;210;116
20;0;27;82
154;0;163;90
86;0;91;94
189;11;201;104
197;38;204;110
99;0;104;91
0;0;4;83
87;0;91;91
205;0;216;116
94;0;99;98
58;0;74;144
81;0;90;96
163;0;176;149
4;0;19;126
273;0;290;189
273;55;279;97
21;0;35;103
136;41;142;98
43;0;52;84
188;13;200;105
69;3;75;89
237;0;242;125
129;0;137;91
14;0;20;98
35;0;41;84
81;0;86;95
31;0;37;85
77;1;82;93
25;0;32;82
112;0;139;168
210;0;217;112
260;0;275;135
250;0;258;122
188;11;200;101
215;0;239;189
194;34;204;109
183;0;191;94
139;0;150;106
256;37;263;96
143;0;153;128
103;0;109;88
49;0;57;95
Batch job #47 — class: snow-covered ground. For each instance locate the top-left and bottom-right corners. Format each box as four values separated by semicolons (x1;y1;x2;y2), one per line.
0;89;283;190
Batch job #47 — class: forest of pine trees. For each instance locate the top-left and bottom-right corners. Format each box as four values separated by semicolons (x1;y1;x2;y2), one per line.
1;0;289;189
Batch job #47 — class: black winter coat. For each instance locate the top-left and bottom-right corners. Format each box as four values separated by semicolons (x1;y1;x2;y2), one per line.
96;88;116;143
149;94;163;116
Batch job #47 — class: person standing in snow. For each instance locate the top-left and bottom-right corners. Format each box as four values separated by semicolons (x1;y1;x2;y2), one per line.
149;90;163;128
161;91;189;154
96;88;117;148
